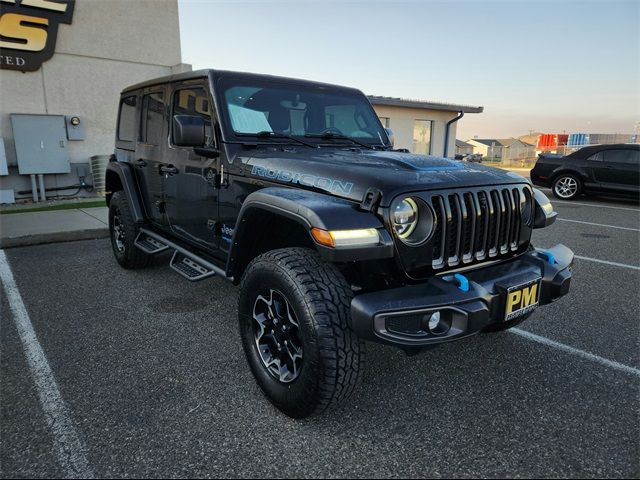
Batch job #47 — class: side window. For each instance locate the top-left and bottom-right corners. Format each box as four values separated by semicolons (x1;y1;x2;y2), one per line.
117;95;137;142
587;151;603;162
603;149;633;164
172;87;214;146
140;91;166;145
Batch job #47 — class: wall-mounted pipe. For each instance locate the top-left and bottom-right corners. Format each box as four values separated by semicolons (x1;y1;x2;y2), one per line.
444;111;464;158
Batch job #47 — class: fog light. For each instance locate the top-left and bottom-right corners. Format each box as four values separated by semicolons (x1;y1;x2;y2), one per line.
423;311;451;336
428;312;441;331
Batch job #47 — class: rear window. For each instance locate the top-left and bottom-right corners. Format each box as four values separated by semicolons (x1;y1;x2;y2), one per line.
118;95;137;142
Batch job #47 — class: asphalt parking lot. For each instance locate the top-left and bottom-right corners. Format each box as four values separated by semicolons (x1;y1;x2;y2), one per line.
1;189;639;478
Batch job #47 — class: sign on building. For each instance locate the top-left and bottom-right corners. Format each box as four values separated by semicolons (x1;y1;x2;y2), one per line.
0;0;74;72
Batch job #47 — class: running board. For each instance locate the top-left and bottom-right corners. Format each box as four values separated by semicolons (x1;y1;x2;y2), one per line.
135;231;170;254
170;251;216;281
137;228;229;282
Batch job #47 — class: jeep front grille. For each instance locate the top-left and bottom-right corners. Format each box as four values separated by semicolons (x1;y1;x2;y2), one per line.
429;186;532;270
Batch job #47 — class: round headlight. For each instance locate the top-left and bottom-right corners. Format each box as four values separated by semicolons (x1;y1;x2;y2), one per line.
391;197;434;245
393;198;418;239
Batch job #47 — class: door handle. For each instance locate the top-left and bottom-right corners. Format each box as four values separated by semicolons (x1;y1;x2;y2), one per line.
160;164;179;175
135;159;147;167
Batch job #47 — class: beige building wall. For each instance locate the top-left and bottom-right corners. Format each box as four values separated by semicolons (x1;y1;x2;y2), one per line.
371;105;460;157
466;140;490;157
0;0;187;169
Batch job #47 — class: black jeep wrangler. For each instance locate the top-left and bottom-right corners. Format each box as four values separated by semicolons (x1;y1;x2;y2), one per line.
106;69;572;418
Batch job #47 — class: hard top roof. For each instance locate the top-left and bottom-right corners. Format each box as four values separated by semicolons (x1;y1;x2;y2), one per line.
121;69;363;94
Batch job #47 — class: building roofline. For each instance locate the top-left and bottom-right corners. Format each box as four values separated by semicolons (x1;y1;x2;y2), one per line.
367;95;484;114
121;71;485;116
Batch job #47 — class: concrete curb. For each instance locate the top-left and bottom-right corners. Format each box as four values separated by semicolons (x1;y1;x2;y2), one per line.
0;228;109;249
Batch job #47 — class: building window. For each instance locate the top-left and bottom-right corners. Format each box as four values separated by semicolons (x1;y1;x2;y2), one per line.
413;120;433;155
378;117;390;128
117;95;137;142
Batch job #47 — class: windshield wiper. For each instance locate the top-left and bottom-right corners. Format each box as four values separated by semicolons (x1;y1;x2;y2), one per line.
304;132;375;150
254;131;318;149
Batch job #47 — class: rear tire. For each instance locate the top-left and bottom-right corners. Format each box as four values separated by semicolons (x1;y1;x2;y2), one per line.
108;191;150;269
238;248;365;418
552;174;582;200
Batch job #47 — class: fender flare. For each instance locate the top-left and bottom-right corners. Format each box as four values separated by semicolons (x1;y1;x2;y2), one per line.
105;161;146;223
226;187;395;274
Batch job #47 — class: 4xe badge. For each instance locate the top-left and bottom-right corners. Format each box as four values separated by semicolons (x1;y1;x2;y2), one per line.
504;278;541;321
0;0;75;72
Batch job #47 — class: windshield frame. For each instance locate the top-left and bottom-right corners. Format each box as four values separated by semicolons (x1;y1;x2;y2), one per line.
215;75;390;148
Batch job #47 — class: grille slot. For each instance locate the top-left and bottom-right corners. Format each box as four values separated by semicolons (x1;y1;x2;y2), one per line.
430;186;529;270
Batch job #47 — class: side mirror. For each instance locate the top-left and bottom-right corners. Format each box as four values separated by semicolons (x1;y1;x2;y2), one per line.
384;128;394;149
172;115;205;147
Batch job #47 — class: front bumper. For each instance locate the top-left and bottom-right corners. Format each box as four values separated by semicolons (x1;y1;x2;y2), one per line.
350;244;573;347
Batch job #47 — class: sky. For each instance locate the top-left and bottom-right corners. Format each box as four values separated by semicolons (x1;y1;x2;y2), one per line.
178;0;639;140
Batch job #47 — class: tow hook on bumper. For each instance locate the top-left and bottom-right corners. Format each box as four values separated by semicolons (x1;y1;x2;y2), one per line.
350;244;573;347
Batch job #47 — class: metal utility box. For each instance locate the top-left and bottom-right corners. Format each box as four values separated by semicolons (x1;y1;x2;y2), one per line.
10;114;71;175
0;137;8;176
65;115;86;141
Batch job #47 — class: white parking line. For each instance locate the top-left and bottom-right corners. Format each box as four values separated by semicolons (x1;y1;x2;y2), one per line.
510;328;640;377
553;200;640;212
556;218;639;231
574;255;640;271
0;250;94;479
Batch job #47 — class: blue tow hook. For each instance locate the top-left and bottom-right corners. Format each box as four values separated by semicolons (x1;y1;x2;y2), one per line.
453;273;470;292
539;250;556;265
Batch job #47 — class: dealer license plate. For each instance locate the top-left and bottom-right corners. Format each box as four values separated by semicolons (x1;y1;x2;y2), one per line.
504;278;541;321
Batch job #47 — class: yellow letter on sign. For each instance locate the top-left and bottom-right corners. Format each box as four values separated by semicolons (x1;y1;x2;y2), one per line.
506;290;522;314
21;0;67;13
0;13;49;52
522;284;538;307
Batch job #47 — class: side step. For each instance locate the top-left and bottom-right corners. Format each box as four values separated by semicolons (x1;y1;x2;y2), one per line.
136;228;229;282
170;251;216;281
135;231;170;254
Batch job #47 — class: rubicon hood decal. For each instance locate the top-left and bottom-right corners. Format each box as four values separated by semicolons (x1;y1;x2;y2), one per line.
251;164;354;195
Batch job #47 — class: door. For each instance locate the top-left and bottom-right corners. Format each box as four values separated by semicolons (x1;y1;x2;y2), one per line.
598;149;639;194
134;88;168;225
163;83;220;250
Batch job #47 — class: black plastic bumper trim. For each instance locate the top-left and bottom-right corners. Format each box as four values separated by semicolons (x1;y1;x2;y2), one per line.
350;244;573;347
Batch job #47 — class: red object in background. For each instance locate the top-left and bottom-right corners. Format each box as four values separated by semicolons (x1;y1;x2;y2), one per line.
537;134;557;150
536;134;569;151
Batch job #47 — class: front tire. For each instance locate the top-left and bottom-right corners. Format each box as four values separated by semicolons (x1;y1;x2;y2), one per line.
238;248;365;418
108;191;150;269
552;174;582;200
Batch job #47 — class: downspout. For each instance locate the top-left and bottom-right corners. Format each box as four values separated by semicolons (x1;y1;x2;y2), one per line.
444;110;464;158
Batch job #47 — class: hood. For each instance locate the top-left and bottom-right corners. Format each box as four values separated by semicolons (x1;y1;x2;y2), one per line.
239;147;530;207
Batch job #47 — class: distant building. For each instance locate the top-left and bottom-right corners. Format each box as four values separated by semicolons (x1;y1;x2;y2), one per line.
466;138;535;160
455;139;474;156
368;96;483;158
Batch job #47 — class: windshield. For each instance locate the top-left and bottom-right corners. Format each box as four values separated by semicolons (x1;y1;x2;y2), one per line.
220;79;388;146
